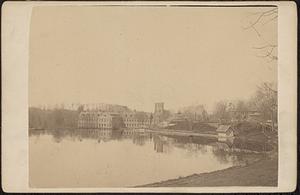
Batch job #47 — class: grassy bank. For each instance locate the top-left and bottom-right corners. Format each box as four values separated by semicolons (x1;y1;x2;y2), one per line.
139;155;277;187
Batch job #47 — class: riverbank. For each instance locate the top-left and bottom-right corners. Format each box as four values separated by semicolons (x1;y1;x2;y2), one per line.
139;154;277;187
146;128;218;138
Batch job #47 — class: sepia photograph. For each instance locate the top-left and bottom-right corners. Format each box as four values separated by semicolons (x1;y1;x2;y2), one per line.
1;1;297;193
28;4;279;188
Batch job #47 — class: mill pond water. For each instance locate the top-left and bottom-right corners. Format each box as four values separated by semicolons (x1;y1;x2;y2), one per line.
29;129;273;187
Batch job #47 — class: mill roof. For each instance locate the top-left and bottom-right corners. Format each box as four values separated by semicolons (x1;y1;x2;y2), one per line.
216;125;232;132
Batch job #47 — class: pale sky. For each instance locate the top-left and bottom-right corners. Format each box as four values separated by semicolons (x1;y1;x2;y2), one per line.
29;6;277;112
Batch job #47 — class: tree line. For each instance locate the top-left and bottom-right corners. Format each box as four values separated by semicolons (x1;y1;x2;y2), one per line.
29;107;79;129
29;82;277;130
211;82;277;124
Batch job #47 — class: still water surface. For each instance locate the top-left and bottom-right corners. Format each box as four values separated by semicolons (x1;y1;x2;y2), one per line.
29;129;270;187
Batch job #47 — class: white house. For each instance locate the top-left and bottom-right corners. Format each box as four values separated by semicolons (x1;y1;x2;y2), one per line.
216;125;234;138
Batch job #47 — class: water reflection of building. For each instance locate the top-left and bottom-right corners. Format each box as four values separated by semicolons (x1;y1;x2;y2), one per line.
52;130;64;143
153;135;172;153
132;134;148;146
55;129;126;142
68;129;113;141
153;135;164;153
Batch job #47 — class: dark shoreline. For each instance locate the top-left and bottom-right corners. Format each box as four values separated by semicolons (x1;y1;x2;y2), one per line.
137;154;278;187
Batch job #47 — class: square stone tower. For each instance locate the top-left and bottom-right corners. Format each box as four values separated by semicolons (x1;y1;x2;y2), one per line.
154;102;164;114
154;102;164;125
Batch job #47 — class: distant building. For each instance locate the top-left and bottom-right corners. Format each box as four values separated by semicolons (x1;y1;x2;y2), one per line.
247;112;262;122
78;111;124;130
155;103;164;114
228;110;261;122
121;112;139;129
78;110;152;130
170;112;188;121
78;111;97;129
135;111;152;128
121;111;151;129
82;103;130;113
216;125;234;137
178;104;206;121
165;112;191;130
153;102;165;125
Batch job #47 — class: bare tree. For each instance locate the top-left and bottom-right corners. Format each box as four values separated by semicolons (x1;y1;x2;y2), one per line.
213;101;230;122
252;44;277;61
249;82;277;130
242;8;278;62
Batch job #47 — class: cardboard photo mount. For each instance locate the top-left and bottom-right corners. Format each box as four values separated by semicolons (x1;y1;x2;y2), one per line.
1;1;297;193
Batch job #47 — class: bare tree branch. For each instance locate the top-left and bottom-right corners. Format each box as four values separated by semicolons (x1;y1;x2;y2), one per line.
243;8;278;30
253;44;277;49
253;44;277;62
242;8;278;62
262;15;278;26
251;26;261;37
